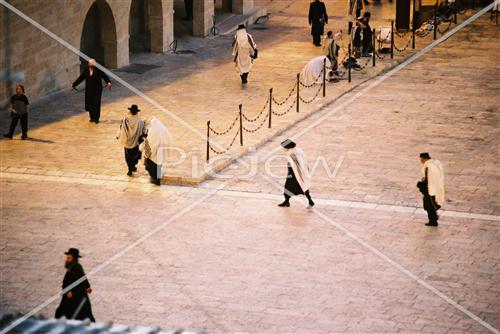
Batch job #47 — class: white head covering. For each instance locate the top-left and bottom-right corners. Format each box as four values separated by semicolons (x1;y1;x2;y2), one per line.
286;147;312;192
232;28;256;75
143;117;169;166
422;159;445;206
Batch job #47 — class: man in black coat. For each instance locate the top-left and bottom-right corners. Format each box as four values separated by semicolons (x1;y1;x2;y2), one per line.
55;248;95;322
72;58;112;124
308;0;328;46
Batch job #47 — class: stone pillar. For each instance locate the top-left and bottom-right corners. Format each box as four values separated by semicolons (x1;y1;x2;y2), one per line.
115;35;129;68
232;0;253;15
193;0;214;37
150;0;174;53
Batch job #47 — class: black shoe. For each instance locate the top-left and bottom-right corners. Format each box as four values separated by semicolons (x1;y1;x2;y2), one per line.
278;201;290;207
132;167;137;172
127;171;133;176
89;119;94;122
150;178;161;186
94;119;99;124
3;134;13;139
307;202;315;209
425;222;438;226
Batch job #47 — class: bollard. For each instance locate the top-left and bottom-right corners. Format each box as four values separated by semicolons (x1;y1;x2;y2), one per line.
433;2;437;40
372;28;376;67
412;0;416;49
268;88;273;128
323;58;326;97
239;104;243;146
206;121;210;162
296;73;300;112
390;21;394;59
348;43;352;83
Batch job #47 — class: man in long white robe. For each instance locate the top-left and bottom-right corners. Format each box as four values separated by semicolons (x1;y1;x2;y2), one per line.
232;24;257;84
141;117;169;185
417;153;445;226
278;139;315;208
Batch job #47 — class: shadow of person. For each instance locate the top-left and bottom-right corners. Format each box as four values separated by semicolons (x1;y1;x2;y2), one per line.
23;137;55;144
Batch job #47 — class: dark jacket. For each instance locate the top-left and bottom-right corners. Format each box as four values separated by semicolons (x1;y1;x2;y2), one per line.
73;66;111;113
55;262;95;321
309;1;328;36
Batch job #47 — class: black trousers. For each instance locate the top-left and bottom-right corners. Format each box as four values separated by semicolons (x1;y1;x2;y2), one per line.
145;158;162;184
423;194;439;223
240;72;249;83
124;146;140;172
312;33;321;45
7;112;28;137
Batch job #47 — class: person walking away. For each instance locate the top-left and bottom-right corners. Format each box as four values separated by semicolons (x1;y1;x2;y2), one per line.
142;117;169;186
232;24;257;84
72;58;112;124
417;153;445;226
117;104;147;176
3;85;29;140
309;0;328;46
347;0;363;34
55;248;95;322
278;139;315;208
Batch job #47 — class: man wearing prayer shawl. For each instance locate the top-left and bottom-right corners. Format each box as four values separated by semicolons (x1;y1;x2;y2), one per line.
278;139;315;208
300;56;333;86
232;24;257;84
308;0;328;46
417;153;445;226
72;58;112;124
116;104;147;176
141;117;169;186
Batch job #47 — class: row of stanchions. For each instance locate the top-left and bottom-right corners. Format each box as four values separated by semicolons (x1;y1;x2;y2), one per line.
205;0;481;162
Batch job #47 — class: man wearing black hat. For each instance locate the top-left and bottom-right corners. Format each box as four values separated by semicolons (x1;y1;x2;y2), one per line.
417;153;445;226
55;248;95;322
309;0;329;46
232;24;257;84
117;104;147;176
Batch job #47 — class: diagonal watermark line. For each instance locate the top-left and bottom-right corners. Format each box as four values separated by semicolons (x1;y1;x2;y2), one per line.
259;172;500;334
0;0;232;160
0;181;227;334
256;3;495;163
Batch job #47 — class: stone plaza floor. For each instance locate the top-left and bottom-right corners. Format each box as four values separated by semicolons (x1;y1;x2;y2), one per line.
1;0;499;333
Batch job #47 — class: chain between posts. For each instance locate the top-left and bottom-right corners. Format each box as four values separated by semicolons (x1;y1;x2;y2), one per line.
299;83;323;103
208;128;240;155
394;34;414;52
272;98;297;116
272;83;297;106
241;97;269;122
243;111;270;133
299;68;324;88
209;114;239;136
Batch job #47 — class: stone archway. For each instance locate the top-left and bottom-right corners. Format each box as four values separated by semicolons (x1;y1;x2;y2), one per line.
129;0;165;53
80;0;118;68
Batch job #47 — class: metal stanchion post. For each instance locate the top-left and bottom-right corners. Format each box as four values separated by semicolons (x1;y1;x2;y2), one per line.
322;58;326;97
296;73;300;112
433;2;437;40
348;44;352;83
390;21;394;59
206;121;210;162
239;104;243;146
268;88;272;128
372;28;376;67
412;0;416;49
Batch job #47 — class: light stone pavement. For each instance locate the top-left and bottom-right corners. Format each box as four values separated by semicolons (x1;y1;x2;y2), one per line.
1;2;499;334
2;0;426;183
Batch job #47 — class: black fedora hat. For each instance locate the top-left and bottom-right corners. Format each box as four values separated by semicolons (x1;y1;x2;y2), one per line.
128;104;140;113
419;152;431;159
237;24;246;30
64;248;81;258
280;139;296;149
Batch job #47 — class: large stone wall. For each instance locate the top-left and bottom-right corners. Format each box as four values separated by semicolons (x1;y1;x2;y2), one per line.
0;0;253;105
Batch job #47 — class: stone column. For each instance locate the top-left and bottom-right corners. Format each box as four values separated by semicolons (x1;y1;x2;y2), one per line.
232;0;253;15
193;0;214;37
150;0;174;53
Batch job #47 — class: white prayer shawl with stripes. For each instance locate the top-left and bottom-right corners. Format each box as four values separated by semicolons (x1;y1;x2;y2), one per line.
232;29;256;75
422;159;445;206
300;56;331;86
286;147;311;192
143;117;169;166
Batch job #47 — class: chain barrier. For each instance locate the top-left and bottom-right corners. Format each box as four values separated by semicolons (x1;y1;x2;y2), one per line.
299;82;323;103
272;98;297;116
209;114;239;136
272;83;296;106
243;111;270;133
299;68;324;88
394;34;414;52
394;29;410;38
209;128;240;154
241;97;269;122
